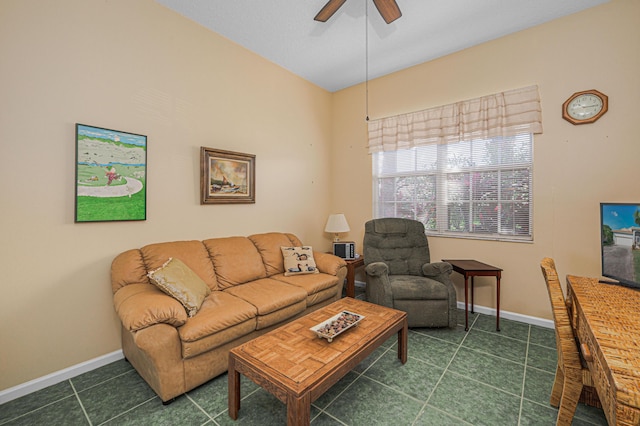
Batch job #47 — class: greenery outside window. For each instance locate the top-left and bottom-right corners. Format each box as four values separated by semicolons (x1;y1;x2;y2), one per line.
372;134;533;241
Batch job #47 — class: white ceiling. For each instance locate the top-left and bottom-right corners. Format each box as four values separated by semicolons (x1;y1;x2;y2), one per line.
155;0;610;92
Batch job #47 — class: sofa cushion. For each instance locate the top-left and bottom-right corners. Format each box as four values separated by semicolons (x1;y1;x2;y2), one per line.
273;273;339;306
178;291;257;359
281;246;319;276
203;237;267;289
224;279;308;330
140;241;219;291
254;300;307;330
148;258;211;317
248;232;302;276
224;278;307;314
114;283;188;331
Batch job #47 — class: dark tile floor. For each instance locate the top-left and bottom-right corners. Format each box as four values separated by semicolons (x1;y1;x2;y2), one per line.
0;310;608;425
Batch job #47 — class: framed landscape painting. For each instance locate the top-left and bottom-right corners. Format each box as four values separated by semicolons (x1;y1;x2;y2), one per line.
75;124;147;222
200;147;255;204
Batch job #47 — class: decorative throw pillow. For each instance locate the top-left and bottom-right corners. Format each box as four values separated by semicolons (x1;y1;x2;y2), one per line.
147;258;211;317
281;246;319;276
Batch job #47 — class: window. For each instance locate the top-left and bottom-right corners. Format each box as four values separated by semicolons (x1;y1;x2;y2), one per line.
372;133;533;241
368;85;542;242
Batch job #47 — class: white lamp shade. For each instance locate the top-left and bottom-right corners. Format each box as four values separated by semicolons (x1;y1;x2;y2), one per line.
325;214;350;233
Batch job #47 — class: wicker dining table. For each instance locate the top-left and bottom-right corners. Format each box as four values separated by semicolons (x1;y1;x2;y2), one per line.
566;275;640;425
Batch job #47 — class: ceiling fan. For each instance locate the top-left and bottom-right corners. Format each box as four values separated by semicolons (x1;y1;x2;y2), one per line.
314;0;402;24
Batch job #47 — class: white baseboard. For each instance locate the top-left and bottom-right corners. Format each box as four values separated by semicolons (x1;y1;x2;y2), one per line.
0;350;124;405
456;301;554;329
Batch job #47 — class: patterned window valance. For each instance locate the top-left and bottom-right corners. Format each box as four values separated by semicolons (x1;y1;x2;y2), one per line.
367;85;543;153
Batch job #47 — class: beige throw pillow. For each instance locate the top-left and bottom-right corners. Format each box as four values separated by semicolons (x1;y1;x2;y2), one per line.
281;246;319;276
147;258;211;317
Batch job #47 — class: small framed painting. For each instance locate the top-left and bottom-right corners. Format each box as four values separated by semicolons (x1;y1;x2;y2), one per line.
75;124;147;222
200;147;255;204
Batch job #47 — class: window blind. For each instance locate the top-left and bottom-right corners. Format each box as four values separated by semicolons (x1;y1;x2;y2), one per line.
373;134;534;241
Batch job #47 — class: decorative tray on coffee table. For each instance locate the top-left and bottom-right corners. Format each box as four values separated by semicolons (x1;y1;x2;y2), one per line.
310;311;364;342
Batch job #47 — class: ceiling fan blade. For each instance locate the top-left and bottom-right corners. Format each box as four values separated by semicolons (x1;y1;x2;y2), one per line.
372;0;402;24
314;0;347;22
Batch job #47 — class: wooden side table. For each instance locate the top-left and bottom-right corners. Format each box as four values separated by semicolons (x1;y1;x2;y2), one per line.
344;257;364;298
442;259;503;332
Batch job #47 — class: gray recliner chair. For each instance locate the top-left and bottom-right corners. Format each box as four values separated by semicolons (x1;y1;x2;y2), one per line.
363;218;457;328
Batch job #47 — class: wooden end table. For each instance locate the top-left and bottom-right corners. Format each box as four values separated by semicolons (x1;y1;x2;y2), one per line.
228;298;407;426
344;256;364;298
442;259;503;332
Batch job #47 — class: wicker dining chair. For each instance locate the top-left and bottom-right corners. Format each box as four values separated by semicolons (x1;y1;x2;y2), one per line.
540;257;599;425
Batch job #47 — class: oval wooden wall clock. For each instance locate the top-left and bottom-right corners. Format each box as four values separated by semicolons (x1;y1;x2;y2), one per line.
562;89;608;125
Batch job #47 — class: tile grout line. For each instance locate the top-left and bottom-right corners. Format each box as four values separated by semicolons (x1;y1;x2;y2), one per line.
473;326;532;345
210;384;262;423
94;396;157;426
410;314;479;426
0;393;78;425
70;369;136;394
312;343;394;417
184;392;219;425
69;379;93;426
310;339;421;423
441;368;526;401
313;409;349;426
356;365;428;405
517;325;532;426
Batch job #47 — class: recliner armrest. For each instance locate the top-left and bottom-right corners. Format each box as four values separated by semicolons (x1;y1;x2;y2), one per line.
364;262;394;308
423;261;452;279
365;261;389;277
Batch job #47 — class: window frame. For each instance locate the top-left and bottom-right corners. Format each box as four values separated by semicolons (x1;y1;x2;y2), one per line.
372;134;534;243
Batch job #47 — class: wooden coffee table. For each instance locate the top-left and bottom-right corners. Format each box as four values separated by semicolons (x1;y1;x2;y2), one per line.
228;298;408;425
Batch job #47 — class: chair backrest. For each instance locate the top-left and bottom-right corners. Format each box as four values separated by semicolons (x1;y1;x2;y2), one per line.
363;218;430;276
540;258;582;371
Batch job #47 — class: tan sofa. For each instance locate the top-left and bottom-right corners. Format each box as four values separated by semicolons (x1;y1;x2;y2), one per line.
111;232;347;403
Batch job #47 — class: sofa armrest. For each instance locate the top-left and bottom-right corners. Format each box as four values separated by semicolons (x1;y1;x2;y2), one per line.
313;251;347;276
122;323;185;402
114;283;188;331
365;262;394;308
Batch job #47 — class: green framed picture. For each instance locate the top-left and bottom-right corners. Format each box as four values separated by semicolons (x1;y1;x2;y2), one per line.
75;124;147;222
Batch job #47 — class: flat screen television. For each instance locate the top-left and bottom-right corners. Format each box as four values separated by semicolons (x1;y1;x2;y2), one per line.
600;203;640;289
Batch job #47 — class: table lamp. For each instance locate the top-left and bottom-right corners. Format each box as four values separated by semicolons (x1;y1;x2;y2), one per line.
324;214;350;242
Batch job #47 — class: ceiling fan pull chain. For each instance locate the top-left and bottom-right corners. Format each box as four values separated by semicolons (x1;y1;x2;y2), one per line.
365;0;370;121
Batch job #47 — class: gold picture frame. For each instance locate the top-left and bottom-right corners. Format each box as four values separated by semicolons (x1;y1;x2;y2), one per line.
200;147;255;204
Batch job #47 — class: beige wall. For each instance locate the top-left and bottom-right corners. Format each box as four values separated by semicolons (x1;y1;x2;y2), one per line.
1;0;638;393
0;0;334;391
332;0;639;319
